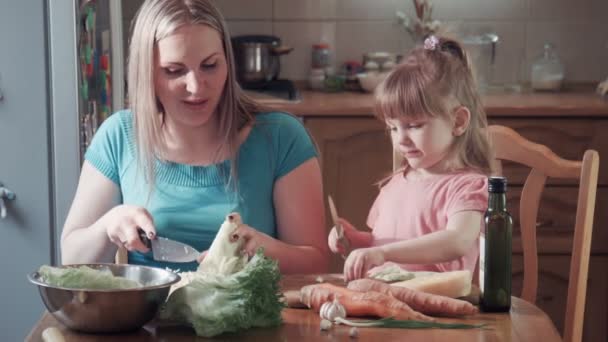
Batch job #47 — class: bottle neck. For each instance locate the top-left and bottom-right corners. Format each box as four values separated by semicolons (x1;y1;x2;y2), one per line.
488;192;507;211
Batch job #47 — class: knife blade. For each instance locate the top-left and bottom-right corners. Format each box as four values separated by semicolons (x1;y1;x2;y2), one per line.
327;195;350;259
138;230;201;263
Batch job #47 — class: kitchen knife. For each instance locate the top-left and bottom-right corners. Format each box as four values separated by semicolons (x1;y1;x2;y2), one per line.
327;195;350;259
138;230;201;263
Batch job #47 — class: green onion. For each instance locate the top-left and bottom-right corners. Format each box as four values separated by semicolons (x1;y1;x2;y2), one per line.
335;317;486;329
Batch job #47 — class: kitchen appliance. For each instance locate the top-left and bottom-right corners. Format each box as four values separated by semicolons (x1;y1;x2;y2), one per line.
139;230;201;263
231;35;298;100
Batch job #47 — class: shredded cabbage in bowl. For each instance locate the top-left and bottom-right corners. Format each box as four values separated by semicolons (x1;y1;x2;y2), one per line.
37;265;143;290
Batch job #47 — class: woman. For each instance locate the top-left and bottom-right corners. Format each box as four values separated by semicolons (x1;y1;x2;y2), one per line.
61;0;329;273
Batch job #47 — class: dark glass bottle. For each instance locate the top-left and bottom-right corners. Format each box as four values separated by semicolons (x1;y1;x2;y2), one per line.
480;176;513;312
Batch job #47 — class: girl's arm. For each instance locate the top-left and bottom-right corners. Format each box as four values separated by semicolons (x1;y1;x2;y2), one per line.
262;157;330;273
379;210;482;264
343;210;482;280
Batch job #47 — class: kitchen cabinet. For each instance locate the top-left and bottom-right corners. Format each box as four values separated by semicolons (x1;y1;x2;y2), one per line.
300;104;608;342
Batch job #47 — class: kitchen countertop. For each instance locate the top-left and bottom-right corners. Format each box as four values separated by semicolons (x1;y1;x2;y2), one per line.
254;86;608;117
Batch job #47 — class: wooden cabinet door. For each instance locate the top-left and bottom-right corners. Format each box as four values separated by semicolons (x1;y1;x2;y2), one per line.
305;117;392;271
508;187;608;254
512;255;607;342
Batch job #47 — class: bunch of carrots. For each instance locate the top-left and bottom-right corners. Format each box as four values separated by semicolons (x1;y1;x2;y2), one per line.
300;278;478;321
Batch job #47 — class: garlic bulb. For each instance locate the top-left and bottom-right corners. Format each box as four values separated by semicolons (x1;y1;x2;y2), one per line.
319;299;346;322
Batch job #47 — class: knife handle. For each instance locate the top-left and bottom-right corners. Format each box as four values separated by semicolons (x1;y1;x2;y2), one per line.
137;228;152;249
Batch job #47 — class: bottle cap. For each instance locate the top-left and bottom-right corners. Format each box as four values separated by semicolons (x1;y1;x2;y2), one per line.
488;176;507;193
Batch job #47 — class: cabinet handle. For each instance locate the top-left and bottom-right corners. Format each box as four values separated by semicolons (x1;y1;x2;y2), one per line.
536;219;554;228
0;183;16;219
0;72;4;102
540;294;554;302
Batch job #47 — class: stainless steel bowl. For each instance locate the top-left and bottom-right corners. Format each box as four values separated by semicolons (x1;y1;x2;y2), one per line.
27;263;180;333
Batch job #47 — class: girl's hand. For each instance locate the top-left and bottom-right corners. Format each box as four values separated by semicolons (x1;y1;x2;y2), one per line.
102;205;155;253
327;218;356;254
343;247;385;282
230;224;275;257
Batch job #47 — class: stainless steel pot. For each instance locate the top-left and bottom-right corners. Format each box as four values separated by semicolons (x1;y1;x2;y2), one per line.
231;35;293;84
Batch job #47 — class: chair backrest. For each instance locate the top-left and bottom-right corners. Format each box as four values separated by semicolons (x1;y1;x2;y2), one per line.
393;125;599;342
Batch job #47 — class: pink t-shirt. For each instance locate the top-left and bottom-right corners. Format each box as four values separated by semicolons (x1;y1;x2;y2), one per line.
367;171;488;273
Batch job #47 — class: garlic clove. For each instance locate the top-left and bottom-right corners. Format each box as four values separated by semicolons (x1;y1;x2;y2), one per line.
319;299;347;322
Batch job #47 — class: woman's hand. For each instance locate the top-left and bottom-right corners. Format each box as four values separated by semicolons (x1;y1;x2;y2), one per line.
102;205;156;253
230;224;276;257
328;218;356;254
343;247;385;282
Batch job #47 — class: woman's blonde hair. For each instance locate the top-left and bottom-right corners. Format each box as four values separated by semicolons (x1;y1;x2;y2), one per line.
128;0;265;190
374;35;493;175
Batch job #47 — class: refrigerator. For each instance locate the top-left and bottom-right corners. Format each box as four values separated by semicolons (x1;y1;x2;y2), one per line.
76;0;125;160
0;1;125;339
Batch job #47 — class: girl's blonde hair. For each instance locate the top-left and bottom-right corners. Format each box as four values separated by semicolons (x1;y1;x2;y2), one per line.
128;0;265;189
374;35;493;175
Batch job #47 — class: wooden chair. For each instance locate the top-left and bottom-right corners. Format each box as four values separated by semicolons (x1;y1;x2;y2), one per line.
393;125;599;342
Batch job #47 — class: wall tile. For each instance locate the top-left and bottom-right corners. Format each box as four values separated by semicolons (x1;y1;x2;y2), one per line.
526;22;605;81
119;0;607;82
121;0;144;20
226;21;273;37
336;0;410;20
273;22;336;80
212;0;273;20
335;21;410;66
529;0;593;22
274;0;338;20
444;21;527;85
432;0;528;20
591;0;608;21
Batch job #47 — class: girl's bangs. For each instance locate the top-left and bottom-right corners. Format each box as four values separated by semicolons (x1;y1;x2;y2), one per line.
374;65;444;121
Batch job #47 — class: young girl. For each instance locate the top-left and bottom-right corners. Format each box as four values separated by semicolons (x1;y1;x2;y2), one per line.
329;35;493;281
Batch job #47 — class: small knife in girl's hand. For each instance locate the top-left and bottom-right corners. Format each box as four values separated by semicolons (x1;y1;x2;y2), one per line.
328;195;351;259
138;230;200;263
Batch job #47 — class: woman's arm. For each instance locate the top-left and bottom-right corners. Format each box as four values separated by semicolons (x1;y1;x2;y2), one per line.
61;161;153;264
269;157;330;273
61;162;121;264
380;210;482;264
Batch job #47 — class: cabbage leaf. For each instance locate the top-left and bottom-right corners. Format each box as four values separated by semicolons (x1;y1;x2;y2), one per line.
38;265;142;289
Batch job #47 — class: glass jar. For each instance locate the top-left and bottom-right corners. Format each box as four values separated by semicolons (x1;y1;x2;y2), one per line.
311;43;331;69
531;43;564;91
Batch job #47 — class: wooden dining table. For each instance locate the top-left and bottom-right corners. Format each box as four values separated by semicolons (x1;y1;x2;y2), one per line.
26;274;562;342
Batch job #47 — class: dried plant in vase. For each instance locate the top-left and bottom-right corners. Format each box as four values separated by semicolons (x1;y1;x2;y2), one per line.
396;0;441;43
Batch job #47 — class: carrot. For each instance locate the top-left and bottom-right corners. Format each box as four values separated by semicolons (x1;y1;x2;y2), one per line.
348;278;478;317
300;283;435;322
